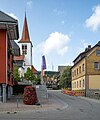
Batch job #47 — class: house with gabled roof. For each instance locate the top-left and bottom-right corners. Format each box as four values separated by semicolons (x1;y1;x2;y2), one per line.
0;11;19;102
72;41;100;96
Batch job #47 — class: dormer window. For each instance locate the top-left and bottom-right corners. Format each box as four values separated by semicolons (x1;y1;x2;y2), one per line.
22;44;27;55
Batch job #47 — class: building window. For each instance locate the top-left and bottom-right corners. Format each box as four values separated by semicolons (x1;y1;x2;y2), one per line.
75;82;76;88
96;50;100;56
73;83;74;88
82;79;84;88
80;80;81;87
77;68;78;75
22;44;27;55
73;82;76;88
77;81;78;88
72;72;74;77
94;62;99;69
82;64;84;72
72;83;74;88
79;66;81;73
75;70;76;76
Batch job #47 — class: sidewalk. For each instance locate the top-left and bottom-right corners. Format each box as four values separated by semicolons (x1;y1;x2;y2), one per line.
0;93;64;113
78;96;100;104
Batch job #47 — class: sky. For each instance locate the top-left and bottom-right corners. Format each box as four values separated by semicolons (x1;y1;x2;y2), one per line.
1;0;100;71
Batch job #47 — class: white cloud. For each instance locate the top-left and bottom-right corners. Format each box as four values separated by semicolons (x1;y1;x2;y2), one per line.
85;4;100;31
33;32;71;71
8;13;18;20
34;32;70;56
58;46;68;56
42;32;70;56
27;0;32;9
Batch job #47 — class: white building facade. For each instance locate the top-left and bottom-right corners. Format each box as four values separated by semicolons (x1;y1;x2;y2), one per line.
18;15;33;74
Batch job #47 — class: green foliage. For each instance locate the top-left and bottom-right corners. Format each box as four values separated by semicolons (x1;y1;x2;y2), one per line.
59;66;71;88
14;65;20;82
8;48;12;55
35;75;41;85
24;67;35;82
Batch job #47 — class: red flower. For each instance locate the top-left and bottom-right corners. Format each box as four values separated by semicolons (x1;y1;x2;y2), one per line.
23;86;38;105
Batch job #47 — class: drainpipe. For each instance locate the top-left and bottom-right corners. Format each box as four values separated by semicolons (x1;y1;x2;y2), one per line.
2;32;8;103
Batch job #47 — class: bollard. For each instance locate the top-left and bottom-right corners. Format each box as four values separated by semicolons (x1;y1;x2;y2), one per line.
17;98;19;108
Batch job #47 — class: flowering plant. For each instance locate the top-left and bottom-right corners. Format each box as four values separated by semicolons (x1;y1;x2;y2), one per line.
23;86;38;105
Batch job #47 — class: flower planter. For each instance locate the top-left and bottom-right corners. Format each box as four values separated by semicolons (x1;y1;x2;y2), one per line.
23;86;38;105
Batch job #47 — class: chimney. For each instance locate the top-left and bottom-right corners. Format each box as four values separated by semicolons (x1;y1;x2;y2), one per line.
88;45;91;50
85;45;91;52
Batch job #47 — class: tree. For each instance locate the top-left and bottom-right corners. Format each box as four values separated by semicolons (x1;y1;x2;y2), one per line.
59;66;71;89
24;67;35;83
14;65;20;82
35;75;41;85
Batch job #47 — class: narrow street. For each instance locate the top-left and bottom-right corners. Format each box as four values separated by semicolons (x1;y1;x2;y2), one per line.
0;90;100;120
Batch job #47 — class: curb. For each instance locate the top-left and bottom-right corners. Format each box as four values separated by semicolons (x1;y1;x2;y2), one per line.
78;96;100;103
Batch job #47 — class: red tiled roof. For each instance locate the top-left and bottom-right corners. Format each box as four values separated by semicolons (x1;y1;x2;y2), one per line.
18;14;30;43
14;55;24;61
32;65;38;74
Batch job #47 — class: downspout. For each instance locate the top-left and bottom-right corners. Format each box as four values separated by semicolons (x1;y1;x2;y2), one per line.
6;31;8;86
2;30;8;103
85;57;88;96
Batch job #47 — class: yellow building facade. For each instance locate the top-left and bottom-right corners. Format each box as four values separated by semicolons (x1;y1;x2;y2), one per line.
72;42;100;96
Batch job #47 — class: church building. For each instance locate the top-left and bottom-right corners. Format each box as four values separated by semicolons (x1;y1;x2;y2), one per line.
14;14;37;78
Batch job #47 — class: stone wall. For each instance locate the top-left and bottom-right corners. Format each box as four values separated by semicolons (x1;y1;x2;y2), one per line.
86;89;100;99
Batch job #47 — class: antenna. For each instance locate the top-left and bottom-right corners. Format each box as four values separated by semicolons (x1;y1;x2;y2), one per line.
52;63;54;71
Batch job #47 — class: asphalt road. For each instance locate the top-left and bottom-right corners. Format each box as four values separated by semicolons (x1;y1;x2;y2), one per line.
0;90;100;120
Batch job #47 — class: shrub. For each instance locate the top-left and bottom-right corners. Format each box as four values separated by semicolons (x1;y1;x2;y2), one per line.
23;86;38;105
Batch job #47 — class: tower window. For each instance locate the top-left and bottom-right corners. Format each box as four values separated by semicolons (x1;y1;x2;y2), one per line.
22;44;27;55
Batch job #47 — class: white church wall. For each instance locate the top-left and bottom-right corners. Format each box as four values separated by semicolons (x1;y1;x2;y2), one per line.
18;42;32;73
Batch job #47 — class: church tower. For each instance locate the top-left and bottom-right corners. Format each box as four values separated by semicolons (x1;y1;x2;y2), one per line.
18;14;33;72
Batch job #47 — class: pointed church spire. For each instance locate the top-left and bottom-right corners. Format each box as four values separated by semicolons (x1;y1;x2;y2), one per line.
19;13;30;43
